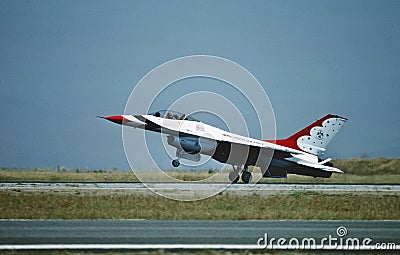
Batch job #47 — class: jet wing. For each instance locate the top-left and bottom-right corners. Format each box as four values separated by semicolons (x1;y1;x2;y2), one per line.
216;134;303;156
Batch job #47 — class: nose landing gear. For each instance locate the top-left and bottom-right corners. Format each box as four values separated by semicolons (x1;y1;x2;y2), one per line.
172;159;180;167
172;148;182;168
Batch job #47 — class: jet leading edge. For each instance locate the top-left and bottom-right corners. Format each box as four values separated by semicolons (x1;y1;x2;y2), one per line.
100;111;347;183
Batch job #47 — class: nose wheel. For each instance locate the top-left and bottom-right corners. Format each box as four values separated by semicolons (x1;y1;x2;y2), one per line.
172;159;180;167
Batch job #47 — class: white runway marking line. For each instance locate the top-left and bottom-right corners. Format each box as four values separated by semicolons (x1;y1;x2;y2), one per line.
0;244;398;250
1;182;399;193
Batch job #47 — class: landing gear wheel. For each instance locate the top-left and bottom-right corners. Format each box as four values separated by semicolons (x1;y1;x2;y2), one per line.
241;171;252;184
172;159;180;167
229;171;240;183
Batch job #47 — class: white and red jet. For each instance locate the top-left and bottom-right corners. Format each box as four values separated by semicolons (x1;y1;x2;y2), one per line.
100;111;347;183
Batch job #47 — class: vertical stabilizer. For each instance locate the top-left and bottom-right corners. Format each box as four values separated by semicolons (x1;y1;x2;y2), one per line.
269;114;348;156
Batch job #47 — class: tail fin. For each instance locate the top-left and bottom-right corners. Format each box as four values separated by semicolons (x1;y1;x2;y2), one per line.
271;114;348;156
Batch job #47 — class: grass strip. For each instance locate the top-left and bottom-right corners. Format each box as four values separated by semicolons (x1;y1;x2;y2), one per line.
1;190;398;220
1;158;399;183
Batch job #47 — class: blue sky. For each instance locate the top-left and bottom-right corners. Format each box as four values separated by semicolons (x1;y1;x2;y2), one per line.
0;0;399;170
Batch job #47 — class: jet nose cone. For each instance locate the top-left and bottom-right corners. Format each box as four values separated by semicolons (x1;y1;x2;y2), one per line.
98;115;126;125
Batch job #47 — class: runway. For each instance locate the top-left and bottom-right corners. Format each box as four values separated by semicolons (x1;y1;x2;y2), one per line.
0;220;399;250
1;182;399;196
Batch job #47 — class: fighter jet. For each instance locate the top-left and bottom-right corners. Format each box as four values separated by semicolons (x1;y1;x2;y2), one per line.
100;111;347;183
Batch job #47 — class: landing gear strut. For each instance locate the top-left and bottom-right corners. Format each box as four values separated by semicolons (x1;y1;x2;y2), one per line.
172;149;182;168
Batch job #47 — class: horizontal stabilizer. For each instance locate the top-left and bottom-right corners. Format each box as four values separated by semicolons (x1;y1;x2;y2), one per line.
285;157;343;173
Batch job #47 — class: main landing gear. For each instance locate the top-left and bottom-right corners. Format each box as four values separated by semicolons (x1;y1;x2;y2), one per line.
228;170;239;183
229;165;252;184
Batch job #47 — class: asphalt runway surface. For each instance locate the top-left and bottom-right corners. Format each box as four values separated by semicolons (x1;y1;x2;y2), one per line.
0;220;399;250
1;183;398;250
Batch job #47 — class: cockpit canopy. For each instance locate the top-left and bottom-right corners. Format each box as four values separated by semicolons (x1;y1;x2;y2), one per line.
149;110;199;122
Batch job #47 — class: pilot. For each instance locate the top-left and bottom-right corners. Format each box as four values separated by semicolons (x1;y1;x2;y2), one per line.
167;112;172;119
